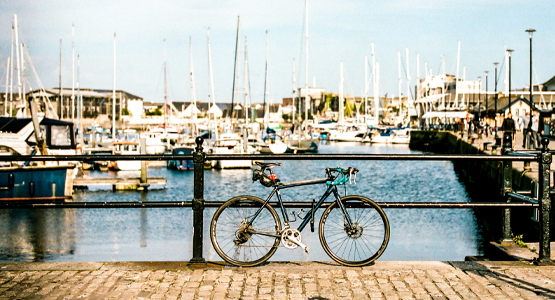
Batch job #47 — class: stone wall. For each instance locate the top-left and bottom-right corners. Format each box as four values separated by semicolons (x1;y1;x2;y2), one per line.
409;130;541;243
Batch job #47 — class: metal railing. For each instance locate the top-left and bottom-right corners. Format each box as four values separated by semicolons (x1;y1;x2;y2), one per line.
0;134;551;264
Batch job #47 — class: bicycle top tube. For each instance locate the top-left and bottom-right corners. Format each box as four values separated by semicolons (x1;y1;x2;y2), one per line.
278;178;329;189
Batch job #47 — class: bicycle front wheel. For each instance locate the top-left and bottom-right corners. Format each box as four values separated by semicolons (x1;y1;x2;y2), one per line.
319;195;390;266
210;195;281;267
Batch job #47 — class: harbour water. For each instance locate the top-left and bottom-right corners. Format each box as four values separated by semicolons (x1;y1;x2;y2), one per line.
0;142;484;262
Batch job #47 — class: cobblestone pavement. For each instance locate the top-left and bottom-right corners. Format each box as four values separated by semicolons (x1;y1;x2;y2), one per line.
1;261;555;299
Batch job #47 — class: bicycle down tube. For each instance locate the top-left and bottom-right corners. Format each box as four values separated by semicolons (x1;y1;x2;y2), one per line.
245;178;332;231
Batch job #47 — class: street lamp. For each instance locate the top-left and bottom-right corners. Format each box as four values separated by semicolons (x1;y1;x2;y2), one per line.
478;76;481;121
526;29;536;112
485;71;489;120
494;62;499;139
507;49;514;115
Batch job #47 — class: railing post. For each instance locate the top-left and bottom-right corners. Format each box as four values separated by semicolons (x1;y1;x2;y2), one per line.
537;137;552;264
190;137;206;264
501;132;513;242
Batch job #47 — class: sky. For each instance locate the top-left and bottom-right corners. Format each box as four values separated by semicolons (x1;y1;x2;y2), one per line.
0;0;554;105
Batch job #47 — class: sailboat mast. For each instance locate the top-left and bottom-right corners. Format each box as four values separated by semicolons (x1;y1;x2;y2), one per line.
71;24;75;122
397;51;402;117
292;59;296;127
372;44;378;124
243;37;249;126
14;15;22;111
406;48;411;119
78;54;83;149
189;37;197;136
376;62;380;123
112;33;116;140
207;29;217;141
163;39;168;131
263;30;268;128
364;55;368;123
9;26;14;115
339;62;344;126
304;0;309;122
59;38;63;119
4;57;9;116
20;43;26;116
230;15;240;120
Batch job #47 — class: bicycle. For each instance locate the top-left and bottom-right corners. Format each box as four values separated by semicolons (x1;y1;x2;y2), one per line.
210;162;390;267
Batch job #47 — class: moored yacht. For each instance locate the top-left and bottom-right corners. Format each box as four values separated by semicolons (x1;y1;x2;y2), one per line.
209;132;255;169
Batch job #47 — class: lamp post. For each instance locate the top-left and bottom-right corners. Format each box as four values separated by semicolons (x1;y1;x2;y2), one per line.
507;49;514;114
494;62;499;139
485;71;489;135
526;29;536;112
478;76;481;122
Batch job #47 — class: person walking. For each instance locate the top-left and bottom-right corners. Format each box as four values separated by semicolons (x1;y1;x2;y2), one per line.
531;110;540;149
501;112;516;142
522;111;530;148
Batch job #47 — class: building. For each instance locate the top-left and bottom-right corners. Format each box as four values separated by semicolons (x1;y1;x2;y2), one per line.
0;88;143;126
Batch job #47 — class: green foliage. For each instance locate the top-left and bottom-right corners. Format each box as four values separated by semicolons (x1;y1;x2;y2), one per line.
512;234;537;253
122;108;130;116
145;108;163;116
282;114;291;122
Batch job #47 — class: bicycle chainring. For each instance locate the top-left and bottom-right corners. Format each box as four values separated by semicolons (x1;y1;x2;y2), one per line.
281;228;302;249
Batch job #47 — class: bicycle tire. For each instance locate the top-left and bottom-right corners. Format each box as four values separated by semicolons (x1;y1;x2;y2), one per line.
319;195;390;266
210;195;281;267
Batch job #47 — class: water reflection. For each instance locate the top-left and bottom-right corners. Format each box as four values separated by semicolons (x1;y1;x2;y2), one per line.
0;142;484;262
0;209;76;261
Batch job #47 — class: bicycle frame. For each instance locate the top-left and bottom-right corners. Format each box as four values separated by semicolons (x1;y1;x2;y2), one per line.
246;176;354;236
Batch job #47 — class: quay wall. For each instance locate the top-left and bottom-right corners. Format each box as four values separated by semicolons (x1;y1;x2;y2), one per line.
409;130;541;244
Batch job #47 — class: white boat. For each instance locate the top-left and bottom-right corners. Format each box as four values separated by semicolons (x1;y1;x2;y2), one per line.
369;129;394;144
391;129;411;144
210;133;254;169
108;141;142;171
0;116;78;200
286;133;320;153
139;128;167;154
257;139;288;154
256;130;288;154
330;125;368;142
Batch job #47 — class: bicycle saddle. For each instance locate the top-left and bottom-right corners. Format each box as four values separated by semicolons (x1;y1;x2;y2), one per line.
255;162;283;169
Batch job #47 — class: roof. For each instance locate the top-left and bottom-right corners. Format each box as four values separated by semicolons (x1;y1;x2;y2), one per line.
543;74;555;88
0;117;31;133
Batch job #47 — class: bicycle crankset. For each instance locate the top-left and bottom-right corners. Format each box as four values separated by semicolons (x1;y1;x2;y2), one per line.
281;228;308;253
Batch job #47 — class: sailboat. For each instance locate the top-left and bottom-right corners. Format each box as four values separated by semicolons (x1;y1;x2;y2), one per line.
285;0;320;153
256;31;287;154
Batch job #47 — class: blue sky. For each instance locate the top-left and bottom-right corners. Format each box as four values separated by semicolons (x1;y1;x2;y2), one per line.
0;0;553;104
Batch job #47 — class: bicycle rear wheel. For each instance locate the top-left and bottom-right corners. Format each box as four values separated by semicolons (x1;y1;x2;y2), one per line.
319;195;389;266
210;195;281;267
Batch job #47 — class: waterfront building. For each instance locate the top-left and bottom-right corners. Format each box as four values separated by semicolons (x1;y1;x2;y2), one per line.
0;88;143;129
416;73;483;125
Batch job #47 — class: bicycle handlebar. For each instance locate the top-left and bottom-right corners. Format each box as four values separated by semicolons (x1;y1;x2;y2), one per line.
325;167;359;185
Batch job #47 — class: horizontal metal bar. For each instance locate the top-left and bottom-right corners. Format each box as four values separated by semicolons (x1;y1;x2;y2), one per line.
505;151;538;157
506;192;538;204
514;190;555;196
0;153;538;162
207;154;538;161
0;201;538;209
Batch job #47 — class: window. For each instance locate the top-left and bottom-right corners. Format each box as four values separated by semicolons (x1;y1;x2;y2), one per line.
51;125;72;146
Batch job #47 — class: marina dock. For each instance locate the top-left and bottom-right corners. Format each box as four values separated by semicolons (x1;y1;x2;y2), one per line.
73;177;167;191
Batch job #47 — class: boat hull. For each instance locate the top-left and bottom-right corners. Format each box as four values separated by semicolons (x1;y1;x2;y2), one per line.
0;165;74;200
286;138;320;153
109;161;142;171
